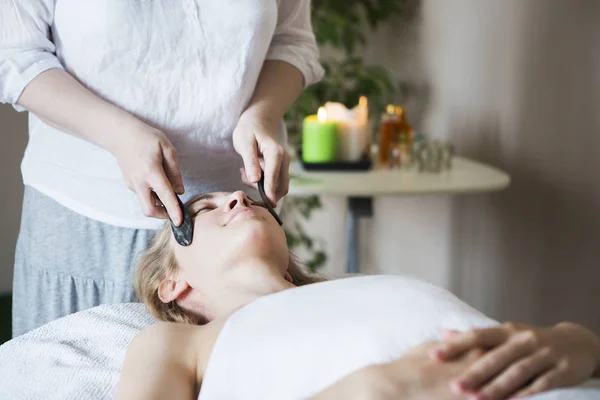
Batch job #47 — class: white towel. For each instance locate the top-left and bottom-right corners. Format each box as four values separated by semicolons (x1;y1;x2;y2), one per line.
198;275;600;400
0;303;155;400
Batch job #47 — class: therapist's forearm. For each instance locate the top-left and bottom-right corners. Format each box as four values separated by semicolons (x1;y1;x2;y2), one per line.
240;60;304;129
17;68;148;154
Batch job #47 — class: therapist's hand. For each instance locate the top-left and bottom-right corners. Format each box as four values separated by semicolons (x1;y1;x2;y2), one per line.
110;122;185;225
15;68;184;225
431;322;600;399
232;114;290;207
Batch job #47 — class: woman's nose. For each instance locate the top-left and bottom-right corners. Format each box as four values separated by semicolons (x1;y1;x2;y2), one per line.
226;191;250;210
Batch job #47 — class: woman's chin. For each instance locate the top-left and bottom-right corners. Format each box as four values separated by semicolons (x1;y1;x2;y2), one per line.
240;221;276;241
235;223;287;252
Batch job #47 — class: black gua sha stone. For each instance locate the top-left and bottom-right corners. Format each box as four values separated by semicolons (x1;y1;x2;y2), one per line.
169;195;194;246
258;175;283;226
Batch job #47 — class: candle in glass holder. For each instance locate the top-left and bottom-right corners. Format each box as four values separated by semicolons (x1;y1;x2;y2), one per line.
302;107;338;163
324;96;370;162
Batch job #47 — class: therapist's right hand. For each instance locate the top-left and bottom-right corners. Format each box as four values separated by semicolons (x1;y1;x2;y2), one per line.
14;68;183;226
111;124;184;226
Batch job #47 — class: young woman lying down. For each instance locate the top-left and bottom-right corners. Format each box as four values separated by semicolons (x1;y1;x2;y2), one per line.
116;191;600;400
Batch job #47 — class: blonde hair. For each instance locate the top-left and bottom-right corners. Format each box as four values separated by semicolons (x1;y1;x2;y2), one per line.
135;223;324;325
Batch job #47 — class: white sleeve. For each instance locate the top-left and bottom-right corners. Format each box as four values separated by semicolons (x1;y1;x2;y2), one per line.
266;0;325;87
0;0;64;111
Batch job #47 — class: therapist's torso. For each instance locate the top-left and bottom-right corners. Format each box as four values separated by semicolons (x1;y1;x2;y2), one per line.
22;0;280;229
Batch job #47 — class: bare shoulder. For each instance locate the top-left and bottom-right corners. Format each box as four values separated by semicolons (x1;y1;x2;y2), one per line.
129;322;202;355
126;322;203;366
117;322;209;399
133;321;200;343
129;320;224;367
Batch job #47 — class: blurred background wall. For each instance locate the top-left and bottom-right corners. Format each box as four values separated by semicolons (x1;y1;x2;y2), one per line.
422;0;600;330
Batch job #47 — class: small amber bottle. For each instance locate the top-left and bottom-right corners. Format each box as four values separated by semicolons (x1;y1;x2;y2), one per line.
379;105;399;165
395;106;414;147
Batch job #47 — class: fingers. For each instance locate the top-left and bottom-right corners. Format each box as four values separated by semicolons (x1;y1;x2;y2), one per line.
452;335;547;393
239;167;257;189
116;128;185;222
233;121;291;205
511;366;565;398
241;163;286;199
432;326;510;361
149;171;183;226
135;186;167;220
262;145;283;206
277;153;290;200
238;139;262;184
473;349;556;400
464;348;486;363
162;145;184;195
441;329;461;340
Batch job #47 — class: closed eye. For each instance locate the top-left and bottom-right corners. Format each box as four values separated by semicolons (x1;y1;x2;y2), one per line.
192;199;265;217
192;205;216;216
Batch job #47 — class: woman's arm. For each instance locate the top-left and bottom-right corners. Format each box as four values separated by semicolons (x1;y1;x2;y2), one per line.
115;323;199;400
240;0;324;129
312;342;483;400
1;1;184;223
17;69;185;224
1;0;132;152
233;61;303;204
233;0;324;205
240;60;304;134
431;322;600;399
18;69;146;152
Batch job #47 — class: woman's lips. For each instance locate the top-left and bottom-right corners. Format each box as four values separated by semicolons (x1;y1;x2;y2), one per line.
224;208;259;226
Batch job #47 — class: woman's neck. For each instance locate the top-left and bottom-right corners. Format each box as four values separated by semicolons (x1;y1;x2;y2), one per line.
204;259;296;321
192;261;296;388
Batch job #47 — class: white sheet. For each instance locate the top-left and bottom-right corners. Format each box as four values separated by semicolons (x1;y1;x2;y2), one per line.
0;303;155;399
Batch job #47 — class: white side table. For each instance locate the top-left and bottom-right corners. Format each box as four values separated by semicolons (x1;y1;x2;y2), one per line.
288;157;511;273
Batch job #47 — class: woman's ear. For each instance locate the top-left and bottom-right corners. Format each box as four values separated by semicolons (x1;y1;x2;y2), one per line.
285;271;293;283
158;278;190;303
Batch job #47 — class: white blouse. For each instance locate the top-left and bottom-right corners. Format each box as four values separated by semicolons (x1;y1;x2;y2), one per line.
0;0;323;229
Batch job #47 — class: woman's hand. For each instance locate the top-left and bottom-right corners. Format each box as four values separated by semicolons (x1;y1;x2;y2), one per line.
232;115;290;206
110;123;184;225
17;69;185;225
313;342;483;400
431;322;600;399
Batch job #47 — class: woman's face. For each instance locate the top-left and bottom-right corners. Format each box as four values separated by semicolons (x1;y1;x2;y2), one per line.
172;191;289;290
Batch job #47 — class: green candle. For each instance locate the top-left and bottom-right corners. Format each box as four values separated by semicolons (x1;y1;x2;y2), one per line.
302;107;338;163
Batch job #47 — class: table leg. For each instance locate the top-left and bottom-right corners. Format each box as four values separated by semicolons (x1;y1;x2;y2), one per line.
346;197;373;274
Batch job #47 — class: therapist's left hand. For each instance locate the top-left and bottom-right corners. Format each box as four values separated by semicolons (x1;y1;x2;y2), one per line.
232;114;290;207
430;322;600;399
